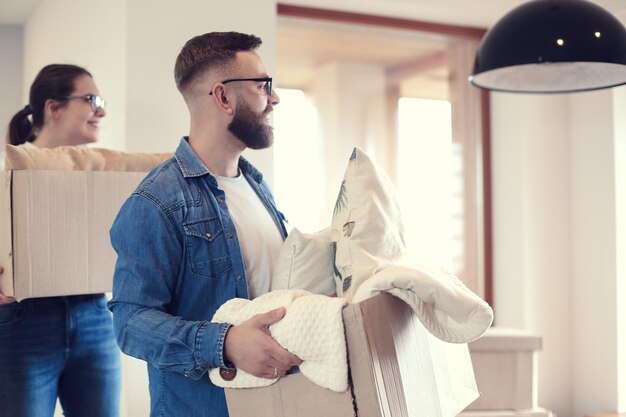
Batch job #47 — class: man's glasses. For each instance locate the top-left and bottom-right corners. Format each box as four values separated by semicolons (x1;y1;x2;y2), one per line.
63;95;106;113
209;77;273;96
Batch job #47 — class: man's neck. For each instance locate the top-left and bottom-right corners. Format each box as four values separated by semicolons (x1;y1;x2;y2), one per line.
188;129;243;178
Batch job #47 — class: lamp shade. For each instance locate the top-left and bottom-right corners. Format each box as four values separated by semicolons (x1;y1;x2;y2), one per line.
469;0;626;93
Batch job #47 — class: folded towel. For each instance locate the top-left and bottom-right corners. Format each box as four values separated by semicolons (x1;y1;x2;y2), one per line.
352;264;493;343
209;289;348;391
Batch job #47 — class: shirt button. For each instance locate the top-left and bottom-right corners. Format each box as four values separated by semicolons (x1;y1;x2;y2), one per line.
228;233;233;239
235;275;241;281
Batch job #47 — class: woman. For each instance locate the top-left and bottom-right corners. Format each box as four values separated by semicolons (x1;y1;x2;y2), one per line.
0;64;121;417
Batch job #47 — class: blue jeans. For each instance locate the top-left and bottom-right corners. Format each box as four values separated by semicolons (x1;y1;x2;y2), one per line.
0;294;121;417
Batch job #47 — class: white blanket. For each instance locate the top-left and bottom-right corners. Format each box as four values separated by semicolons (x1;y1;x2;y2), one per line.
209;289;348;391
353;264;494;343
210;264;493;391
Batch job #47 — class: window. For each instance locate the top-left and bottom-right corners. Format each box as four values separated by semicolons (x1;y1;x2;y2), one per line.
396;98;460;270
272;88;325;232
274;5;491;302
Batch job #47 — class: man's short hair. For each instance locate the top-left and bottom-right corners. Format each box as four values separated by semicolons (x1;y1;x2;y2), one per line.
174;31;262;93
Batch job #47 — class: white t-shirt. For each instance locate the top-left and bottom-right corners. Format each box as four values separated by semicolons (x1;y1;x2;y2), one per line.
216;173;283;299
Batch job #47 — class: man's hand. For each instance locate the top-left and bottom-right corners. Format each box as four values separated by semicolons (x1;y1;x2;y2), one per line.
224;307;302;379
0;266;16;305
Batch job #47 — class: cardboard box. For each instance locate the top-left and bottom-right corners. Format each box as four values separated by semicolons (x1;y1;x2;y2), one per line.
465;327;542;411
225;293;479;417
0;170;146;300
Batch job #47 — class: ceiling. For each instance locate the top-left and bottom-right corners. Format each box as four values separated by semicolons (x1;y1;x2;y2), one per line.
2;0;625;25
276;17;455;98
278;0;626;28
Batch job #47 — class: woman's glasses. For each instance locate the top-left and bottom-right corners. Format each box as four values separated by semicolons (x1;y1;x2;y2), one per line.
63;95;106;113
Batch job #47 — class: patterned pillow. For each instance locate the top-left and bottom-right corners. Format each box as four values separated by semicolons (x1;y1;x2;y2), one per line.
331;147;406;300
271;227;336;295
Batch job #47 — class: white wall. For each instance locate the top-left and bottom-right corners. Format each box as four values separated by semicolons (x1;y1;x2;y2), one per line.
613;88;626;413
569;88;625;416
123;0;277;184
491;93;573;417
23;0;127;151
0;24;23;142
490;85;626;417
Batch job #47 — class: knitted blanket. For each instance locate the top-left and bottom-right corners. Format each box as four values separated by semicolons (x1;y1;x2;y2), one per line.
209;289;348;391
210;264;493;390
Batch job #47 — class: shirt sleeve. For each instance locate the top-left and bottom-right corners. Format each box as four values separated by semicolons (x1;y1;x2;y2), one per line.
108;193;230;380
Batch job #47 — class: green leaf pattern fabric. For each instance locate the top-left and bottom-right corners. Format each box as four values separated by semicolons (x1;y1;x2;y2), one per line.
330;147;406;300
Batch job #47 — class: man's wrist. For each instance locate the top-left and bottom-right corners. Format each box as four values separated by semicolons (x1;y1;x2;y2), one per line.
222;324;235;369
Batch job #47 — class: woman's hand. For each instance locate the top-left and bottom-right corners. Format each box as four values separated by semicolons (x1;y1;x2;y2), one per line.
0;266;17;304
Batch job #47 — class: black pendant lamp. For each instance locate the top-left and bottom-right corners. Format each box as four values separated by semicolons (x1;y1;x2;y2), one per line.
469;0;626;93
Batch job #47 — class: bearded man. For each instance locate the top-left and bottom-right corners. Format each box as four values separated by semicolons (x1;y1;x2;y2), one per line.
108;32;301;417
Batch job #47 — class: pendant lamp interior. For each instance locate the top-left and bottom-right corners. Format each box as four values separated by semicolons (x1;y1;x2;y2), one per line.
469;0;626;93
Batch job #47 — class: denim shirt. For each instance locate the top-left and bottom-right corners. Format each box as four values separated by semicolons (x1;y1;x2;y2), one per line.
108;138;287;417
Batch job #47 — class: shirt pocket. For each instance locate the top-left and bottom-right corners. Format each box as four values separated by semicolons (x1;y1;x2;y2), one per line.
183;218;231;279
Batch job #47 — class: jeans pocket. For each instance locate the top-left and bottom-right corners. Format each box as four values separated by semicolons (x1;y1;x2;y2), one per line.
0;303;27;326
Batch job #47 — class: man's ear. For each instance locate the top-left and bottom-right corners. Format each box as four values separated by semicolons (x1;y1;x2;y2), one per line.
212;85;234;115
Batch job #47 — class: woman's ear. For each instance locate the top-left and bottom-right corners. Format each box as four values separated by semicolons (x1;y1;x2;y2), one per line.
43;98;64;120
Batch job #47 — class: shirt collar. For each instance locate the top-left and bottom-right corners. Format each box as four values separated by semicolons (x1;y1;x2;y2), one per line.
174;137;210;178
174;137;263;184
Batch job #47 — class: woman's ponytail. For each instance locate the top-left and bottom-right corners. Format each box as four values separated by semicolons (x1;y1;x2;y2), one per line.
7;105;35;145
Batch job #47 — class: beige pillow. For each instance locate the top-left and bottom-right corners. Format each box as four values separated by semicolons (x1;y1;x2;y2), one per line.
331;147;406;300
271;227;336;296
5;144;172;172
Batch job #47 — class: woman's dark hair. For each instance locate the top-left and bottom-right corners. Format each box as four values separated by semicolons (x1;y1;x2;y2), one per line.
7;64;92;145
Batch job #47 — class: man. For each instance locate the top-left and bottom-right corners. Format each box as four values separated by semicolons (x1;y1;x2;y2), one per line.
108;32;301;417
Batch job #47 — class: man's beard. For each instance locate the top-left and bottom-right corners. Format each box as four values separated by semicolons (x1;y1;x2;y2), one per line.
228;100;274;150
